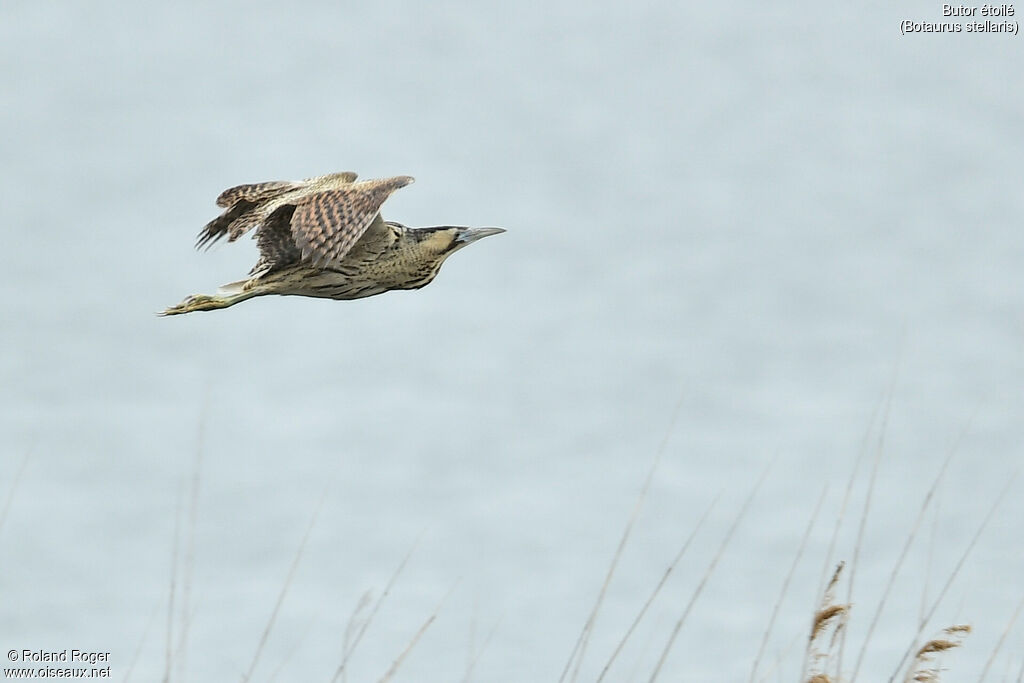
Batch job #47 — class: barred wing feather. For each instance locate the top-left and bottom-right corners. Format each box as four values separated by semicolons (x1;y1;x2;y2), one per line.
290;175;413;269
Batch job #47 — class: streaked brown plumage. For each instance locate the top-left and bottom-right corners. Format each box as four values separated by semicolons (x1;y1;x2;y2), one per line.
161;172;504;315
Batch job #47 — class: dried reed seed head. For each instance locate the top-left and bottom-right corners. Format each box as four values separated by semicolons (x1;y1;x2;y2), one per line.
908;623;971;682
806;675;831;683
915;624;971;657
916;639;960;656
810;604;849;640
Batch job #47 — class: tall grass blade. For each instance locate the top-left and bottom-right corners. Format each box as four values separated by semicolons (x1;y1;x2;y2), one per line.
163;480;185;683
331;534;424;683
123;602;160;683
461;615;503;683
647;457;774;682
596;492;720;683
177;400;207;682
851;423;968;681
840;357;901;678
561;396;685;683
241;488;326;683
888;474;1017;682
978;594;1024;683
378;580;459;683
749;484;827;683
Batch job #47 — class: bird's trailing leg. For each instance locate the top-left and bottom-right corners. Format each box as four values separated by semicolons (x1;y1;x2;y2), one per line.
160;279;263;316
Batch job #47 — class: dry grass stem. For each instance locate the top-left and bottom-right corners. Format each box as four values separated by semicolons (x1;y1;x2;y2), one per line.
122;602;160;683
921;497;941;625
561;397;685;683
378;580;459;683
852;423;968;682
841;375;896;679
331;535;423;683
176;405;207;682
888;475;1017;682
265;613;318;683
803;413;876;683
241;489;325;683
647;457;774;683
815;395;882;602
461;615;503;683
749;484;828;683
163;480;184;683
339;591;372;683
978;594;1024;682
596;492;720;683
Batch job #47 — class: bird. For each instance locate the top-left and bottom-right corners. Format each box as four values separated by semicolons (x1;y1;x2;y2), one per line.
161;172;504;315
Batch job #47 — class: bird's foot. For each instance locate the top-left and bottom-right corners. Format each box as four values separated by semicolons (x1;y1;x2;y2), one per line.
158;294;227;316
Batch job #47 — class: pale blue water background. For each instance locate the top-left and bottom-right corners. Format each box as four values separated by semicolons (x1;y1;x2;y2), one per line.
1;0;1022;681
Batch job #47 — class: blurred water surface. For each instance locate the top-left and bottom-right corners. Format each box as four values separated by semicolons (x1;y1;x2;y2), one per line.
1;1;1022;680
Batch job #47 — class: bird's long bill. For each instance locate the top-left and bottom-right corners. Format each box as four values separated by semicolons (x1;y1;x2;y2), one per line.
453;227;506;246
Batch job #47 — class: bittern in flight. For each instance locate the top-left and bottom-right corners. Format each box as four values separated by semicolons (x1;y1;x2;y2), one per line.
161;172;504;315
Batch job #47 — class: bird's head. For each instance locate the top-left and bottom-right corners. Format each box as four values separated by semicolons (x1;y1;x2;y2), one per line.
392;224;505;289
413;225;506;257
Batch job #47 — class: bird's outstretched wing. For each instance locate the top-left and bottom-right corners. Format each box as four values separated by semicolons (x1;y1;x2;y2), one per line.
250;205;300;276
196;171;359;249
290;175;413;269
216;180;300;208
196;199;257;249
